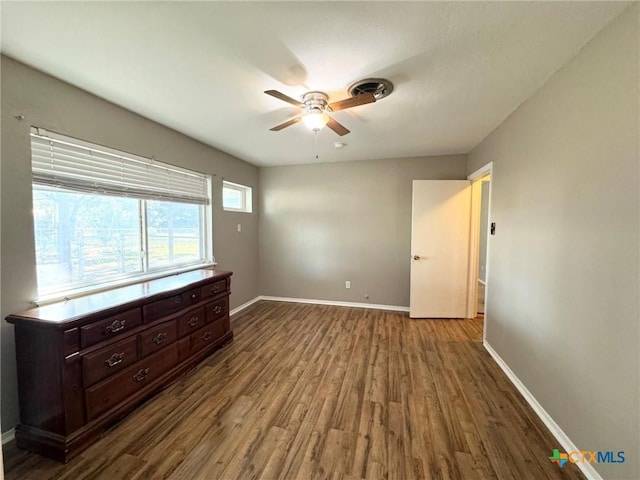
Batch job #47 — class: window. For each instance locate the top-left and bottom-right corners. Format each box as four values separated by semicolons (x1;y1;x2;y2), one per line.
30;128;212;299
222;181;252;213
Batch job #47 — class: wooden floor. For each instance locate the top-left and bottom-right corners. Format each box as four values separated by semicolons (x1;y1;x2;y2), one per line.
4;301;585;480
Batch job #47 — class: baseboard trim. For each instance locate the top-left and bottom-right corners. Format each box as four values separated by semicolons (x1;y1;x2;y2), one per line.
483;341;602;480
259;296;410;313
230;296;262;316
2;428;15;445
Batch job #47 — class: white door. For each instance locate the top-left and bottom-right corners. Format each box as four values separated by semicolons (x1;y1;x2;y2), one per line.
410;180;471;318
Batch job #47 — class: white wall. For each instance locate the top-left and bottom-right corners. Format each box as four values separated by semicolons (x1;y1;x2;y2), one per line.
0;56;260;433
468;5;639;479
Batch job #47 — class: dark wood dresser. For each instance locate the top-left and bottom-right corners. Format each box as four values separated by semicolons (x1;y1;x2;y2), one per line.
5;268;233;462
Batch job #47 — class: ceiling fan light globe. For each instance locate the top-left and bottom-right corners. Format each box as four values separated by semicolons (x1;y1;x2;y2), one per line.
302;112;329;131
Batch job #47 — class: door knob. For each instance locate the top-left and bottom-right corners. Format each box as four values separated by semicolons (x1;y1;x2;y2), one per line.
413;255;421;260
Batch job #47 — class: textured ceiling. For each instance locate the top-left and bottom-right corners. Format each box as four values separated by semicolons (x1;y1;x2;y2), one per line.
0;2;629;166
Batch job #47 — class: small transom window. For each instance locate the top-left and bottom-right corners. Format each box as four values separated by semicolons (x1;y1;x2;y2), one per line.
222;181;252;213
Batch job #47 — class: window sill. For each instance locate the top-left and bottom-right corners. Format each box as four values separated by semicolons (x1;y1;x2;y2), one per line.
33;262;216;307
222;208;253;213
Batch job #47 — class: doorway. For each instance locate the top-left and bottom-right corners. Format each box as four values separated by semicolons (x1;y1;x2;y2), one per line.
467;163;493;341
477;176;491;314
408;165;493;324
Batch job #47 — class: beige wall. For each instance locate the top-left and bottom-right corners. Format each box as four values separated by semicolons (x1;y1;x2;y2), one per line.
468;5;639;479
0;56;260;431
259;155;467;307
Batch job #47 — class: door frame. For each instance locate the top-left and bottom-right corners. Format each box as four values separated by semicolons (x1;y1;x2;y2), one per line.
467;162;493;342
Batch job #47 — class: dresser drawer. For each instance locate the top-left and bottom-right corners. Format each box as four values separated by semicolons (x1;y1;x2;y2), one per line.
80;309;142;348
143;288;201;322
64;328;79;356
85;344;179;421
139;320;177;358
200;279;227;299
177;307;205;338
83;337;138;387
205;297;228;323
191;317;228;353
177;337;191;362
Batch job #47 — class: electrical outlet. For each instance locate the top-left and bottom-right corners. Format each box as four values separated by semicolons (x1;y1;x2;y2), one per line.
345;281;351;289
237;224;242;232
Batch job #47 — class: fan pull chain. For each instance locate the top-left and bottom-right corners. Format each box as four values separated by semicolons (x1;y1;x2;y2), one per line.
314;130;319;160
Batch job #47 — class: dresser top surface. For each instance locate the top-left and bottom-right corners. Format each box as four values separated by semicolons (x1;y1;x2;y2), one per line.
6;269;232;327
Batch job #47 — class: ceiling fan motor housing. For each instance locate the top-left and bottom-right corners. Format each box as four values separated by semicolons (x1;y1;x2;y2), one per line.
302;91;329;113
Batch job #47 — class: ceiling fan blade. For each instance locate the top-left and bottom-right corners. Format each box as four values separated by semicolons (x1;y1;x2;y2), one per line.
270;116;302;131
264;90;303;108
328;92;376;112
326;117;350;136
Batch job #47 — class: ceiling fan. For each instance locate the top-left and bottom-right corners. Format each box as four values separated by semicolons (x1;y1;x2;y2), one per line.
264;89;376;136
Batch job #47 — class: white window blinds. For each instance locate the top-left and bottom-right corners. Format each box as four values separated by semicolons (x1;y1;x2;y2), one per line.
30;128;209;205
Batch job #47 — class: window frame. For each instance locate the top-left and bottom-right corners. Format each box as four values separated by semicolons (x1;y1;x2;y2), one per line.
30;129;214;305
222;180;253;213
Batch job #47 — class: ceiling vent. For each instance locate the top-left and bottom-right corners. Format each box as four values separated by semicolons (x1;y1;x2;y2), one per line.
348;78;394;100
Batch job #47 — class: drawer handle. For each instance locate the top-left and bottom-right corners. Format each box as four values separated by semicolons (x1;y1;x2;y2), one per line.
153;332;168;345
203;332;212;342
133;368;150;382
190;293;197;299
188;316;199;327
174;297;182;304
105;352;124;368
213;305;222;315
211;285;221;294
105;319;126;334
